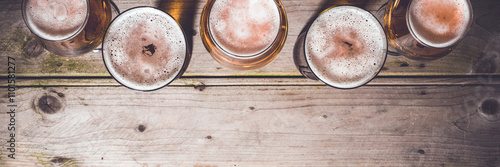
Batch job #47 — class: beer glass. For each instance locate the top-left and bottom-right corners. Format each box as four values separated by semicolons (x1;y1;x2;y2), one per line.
22;0;113;56
200;0;288;70
102;7;191;91
294;6;387;89
376;0;473;61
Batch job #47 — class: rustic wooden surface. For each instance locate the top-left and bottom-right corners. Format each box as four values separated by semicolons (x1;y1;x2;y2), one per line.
1;0;500;166
0;86;499;166
0;0;499;77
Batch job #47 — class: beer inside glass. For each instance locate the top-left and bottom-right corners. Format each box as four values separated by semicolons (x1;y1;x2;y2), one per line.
200;0;288;70
377;0;473;61
102;7;190;91
22;0;113;56
294;6;387;89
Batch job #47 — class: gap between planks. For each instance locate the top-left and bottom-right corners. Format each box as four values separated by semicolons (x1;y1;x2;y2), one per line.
1;75;499;87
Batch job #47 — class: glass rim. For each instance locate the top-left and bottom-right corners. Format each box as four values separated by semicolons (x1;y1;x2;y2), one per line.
405;0;474;49
302;5;388;89
101;6;191;92
21;0;90;41
204;0;288;60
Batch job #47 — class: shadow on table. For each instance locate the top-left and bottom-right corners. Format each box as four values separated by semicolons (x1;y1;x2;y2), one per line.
156;0;200;54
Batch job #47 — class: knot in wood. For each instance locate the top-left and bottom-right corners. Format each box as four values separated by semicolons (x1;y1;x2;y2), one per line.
479;99;500;122
480;99;499;115
24;39;45;58
38;95;62;114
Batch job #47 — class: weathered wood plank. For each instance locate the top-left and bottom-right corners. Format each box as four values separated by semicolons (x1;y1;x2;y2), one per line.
0;86;499;166
1;75;500;87
1;1;499;167
0;0;498;77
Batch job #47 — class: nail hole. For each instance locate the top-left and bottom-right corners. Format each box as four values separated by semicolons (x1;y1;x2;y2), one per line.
137;124;146;132
400;62;409;67
206;135;212;139
420;91;427;95
417;149;425;154
249;107;255;110
323;115;328;118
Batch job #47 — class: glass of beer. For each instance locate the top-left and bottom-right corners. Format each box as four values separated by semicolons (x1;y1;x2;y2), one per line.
22;0;113;56
294;6;387;89
377;0;473;61
200;0;288;70
102;7;191;91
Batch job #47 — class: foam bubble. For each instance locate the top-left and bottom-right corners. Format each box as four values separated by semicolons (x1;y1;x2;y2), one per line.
305;6;387;88
25;0;88;40
408;0;471;48
209;0;280;56
102;7;187;91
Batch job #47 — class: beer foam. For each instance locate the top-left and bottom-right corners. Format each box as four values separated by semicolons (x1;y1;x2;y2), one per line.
408;0;471;48
25;0;88;40
305;6;387;88
209;0;280;56
103;7;187;91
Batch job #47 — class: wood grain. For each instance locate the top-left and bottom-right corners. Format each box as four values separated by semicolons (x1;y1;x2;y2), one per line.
0;86;499;166
1;0;499;166
0;0;498;78
1;75;500;87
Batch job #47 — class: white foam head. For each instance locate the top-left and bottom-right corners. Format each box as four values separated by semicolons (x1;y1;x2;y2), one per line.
209;0;281;56
408;0;472;48
102;7;187;91
24;0;88;41
305;6;387;89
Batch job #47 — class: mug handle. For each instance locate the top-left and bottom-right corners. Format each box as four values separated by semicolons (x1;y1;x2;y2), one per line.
110;0;121;17
93;0;120;53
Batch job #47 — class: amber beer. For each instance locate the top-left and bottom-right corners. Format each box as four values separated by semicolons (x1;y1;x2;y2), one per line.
294;6;387;89
200;0;288;70
102;7;190;91
22;0;112;56
378;0;472;61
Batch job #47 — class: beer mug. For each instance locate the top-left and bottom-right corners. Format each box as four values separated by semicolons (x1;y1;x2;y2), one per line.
200;0;288;70
101;7;191;91
294;6;387;89
376;0;473;61
22;0;114;56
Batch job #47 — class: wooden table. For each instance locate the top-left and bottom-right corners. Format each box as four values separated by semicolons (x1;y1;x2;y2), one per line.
1;0;499;166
